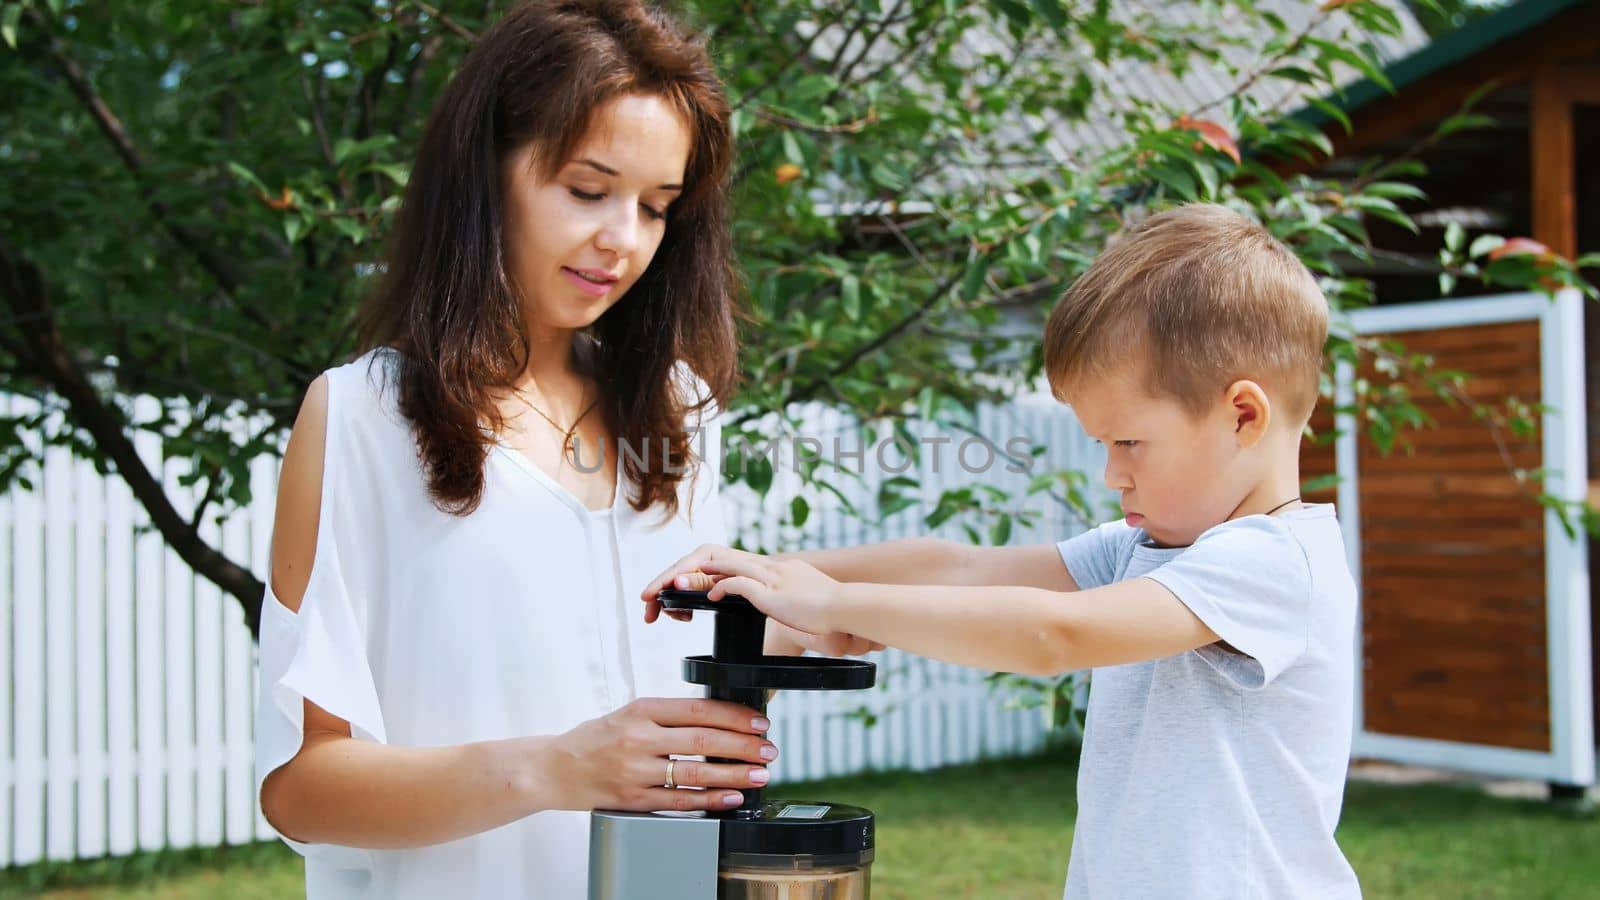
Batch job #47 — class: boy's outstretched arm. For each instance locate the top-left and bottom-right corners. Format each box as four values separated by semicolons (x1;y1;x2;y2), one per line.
641;540;1080;599
655;548;1218;676
777;540;1081;592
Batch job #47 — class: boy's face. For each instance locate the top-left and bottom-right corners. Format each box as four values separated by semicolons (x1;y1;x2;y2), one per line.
1068;368;1257;548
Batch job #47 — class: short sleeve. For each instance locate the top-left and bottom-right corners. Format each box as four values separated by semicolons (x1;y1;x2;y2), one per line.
1143;516;1313;689
1055;520;1137;590
254;368;388;869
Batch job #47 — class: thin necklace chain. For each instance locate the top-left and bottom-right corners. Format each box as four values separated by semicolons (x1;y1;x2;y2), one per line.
513;382;599;467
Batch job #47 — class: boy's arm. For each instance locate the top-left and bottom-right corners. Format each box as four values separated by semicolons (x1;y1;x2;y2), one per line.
683;548;1215;676
828;578;1217;675
785;539;1082;592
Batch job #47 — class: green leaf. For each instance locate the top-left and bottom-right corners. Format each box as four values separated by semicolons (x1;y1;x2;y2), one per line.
1301;473;1340;494
746;455;774;498
1361;181;1426;202
283;215;307;245
840;273;861;321
332;134;398;164
330;217;367;244
990;514;1013;546
790;495;810;529
2;5;20;50
1307;96;1352;135
1268;65;1321;86
1029;0;1069;29
780;130;803;166
1469;235;1505;259
365;162;410;187
226;161;268;194
1444;221;1464;253
878;494;917;519
1437;112;1496;137
960;256;991;300
1314;41;1393;93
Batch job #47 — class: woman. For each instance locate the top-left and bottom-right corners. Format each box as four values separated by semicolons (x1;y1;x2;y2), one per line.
253;2;839;896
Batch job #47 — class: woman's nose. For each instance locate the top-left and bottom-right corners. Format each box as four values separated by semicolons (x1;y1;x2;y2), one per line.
595;203;641;256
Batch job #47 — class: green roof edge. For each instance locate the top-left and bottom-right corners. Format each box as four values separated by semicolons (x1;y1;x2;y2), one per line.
1290;0;1586;134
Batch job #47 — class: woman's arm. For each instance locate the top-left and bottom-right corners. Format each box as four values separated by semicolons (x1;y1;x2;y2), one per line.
261;376;773;849
262;696;771;848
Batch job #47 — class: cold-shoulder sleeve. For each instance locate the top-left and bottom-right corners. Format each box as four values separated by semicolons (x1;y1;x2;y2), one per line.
254;365;388;869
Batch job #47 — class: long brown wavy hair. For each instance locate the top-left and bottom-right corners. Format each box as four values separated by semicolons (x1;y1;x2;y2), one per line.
356;0;739;519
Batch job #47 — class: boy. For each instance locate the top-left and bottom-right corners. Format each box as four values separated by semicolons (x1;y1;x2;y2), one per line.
643;203;1359;899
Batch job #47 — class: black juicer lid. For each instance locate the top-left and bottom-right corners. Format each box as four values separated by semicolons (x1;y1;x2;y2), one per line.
718;801;874;870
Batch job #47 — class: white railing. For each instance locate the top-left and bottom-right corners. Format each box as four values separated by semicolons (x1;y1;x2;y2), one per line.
0;392;1106;865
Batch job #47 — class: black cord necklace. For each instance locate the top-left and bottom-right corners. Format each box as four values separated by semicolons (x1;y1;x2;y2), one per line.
1264;496;1302;516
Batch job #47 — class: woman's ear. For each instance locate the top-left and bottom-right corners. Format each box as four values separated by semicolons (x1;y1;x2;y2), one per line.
1224;379;1271;448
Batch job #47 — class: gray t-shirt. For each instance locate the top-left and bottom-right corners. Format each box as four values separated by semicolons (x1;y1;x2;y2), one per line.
1055;504;1359;900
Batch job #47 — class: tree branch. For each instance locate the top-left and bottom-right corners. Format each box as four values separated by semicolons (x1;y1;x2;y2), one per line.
731;5;845;113
0;239;265;636
34;8;246;296
1190;10;1331;119
413;0;478;41
826;0;911;105
729;265;970;430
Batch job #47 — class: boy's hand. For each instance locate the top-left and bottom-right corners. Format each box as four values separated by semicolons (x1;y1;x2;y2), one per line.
767;618;884;658
642;545;861;645
654;568;881;657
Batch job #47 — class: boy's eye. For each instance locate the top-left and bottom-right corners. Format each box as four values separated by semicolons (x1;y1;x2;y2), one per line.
1114;440;1139;448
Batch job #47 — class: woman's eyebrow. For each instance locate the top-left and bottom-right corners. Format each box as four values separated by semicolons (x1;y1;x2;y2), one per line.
575;157;682;192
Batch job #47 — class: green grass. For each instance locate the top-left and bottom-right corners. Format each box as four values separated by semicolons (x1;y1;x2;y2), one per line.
4;746;1597;899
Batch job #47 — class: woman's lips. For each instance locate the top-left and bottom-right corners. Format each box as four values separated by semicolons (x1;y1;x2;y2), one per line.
562;267;617;297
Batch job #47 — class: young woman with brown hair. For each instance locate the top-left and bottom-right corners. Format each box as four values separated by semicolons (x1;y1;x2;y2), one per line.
252;3;848;895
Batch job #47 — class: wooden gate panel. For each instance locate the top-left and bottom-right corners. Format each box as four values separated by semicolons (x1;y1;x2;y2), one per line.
1355;319;1549;750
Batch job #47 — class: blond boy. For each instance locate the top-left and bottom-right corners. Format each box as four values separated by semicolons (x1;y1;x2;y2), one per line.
644;203;1360;899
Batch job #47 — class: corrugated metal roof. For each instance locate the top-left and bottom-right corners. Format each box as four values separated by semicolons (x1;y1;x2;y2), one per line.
801;1;1430;199
1040;0;1429;158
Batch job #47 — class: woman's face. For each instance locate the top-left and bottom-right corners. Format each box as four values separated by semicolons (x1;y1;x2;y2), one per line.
501;93;692;339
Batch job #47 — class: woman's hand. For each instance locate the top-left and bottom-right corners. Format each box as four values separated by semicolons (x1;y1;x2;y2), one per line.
547;697;777;813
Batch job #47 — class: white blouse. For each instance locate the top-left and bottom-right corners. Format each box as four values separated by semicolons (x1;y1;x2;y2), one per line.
254;348;719;899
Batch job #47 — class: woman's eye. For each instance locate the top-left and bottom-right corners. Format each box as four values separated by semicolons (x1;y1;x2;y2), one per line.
641;204;666;221
569;188;603;202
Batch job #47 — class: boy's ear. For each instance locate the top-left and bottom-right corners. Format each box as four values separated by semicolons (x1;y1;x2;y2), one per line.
1224;379;1271;448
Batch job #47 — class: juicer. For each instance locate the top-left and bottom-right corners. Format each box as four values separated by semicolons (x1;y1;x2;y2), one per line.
589;588;876;899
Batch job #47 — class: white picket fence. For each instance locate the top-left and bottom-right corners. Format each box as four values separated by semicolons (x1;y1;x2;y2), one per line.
0;392;1107;866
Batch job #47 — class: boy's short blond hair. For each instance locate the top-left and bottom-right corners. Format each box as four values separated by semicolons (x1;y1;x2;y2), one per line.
1043;203;1329;425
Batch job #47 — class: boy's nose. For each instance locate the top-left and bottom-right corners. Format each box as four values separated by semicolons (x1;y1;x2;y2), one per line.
1102;463;1132;492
